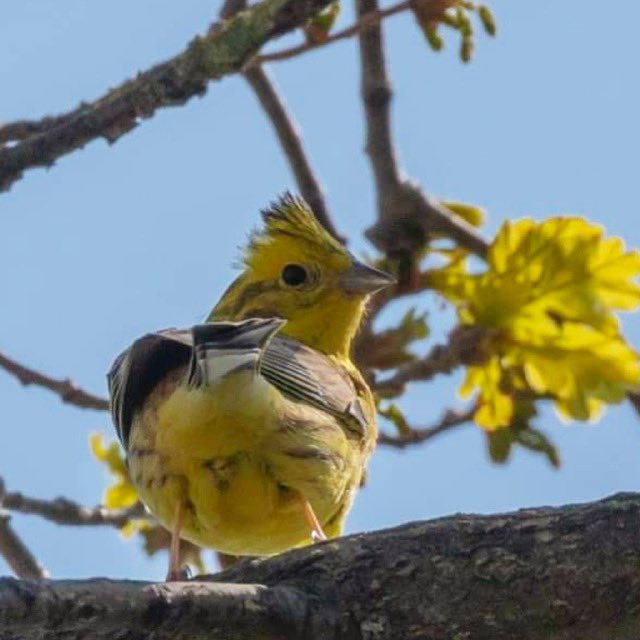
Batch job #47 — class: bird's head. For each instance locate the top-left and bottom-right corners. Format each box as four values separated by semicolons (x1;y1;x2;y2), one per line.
210;194;395;356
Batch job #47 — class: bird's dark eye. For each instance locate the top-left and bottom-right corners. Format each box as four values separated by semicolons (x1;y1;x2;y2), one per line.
281;264;308;287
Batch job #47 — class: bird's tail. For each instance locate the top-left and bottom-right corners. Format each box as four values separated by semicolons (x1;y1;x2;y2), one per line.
188;317;285;387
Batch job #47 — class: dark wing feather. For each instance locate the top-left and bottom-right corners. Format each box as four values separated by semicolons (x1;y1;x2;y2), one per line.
107;329;192;449
261;335;370;436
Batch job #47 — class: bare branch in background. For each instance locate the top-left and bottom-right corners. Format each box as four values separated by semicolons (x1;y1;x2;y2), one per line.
628;391;640;417
0;516;48;580
0;0;334;193
0;479;48;579
256;0;414;64
0;350;109;411
244;65;341;240
378;407;474;448
374;326;486;396
0;0;414;153
356;0;488;261
219;1;340;240
0;0;489;264
357;0;402;199
1;487;145;529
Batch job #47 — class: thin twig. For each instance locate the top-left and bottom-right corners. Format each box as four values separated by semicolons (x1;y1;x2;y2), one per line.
355;0;488;260
2;490;146;528
378;407;474;448
0;0;334;192
256;0;413;64
0;350;109;410
0;516;49;579
356;0;402;200
244;65;341;240
220;1;339;239
628;391;640;417
0;479;49;579
374;326;486;397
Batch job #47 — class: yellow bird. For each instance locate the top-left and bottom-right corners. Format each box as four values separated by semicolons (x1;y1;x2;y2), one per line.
108;194;394;578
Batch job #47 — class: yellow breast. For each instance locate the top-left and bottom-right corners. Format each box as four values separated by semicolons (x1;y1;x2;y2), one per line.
127;368;363;555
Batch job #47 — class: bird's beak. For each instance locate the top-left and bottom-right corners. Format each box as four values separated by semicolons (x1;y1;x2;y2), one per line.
340;260;396;295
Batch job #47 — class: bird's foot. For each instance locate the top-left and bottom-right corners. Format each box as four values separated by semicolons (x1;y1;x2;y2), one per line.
311;529;328;543
165;565;191;582
302;497;328;543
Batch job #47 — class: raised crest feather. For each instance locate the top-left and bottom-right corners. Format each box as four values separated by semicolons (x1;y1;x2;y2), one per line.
244;193;344;263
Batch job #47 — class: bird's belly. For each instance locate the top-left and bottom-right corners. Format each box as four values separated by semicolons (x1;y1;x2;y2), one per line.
127;384;355;555
130;447;349;555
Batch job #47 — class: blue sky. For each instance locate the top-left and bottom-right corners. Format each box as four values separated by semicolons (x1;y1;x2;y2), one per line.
1;1;639;580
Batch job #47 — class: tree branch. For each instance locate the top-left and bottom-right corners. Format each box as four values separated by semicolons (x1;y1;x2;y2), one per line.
0;580;312;639
356;0;402;202
378;406;474;447
244;65;340;240
1;493;639;638
0;516;48;580
374;325;486;397
0;0;412;149
256;0;413;64
0;350;109;411
217;1;339;240
355;0;488;261
0;0;334;193
1;488;145;529
220;0;249;20
628;391;640;417
0;114;81;146
0;480;48;580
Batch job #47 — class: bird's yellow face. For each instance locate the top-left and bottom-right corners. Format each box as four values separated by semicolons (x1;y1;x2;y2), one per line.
210;195;394;356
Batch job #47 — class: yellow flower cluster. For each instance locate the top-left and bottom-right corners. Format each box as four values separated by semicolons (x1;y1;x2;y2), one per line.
90;433;138;510
432;217;640;429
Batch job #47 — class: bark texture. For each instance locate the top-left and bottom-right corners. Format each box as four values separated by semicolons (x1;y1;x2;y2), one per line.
1;492;639;639
0;0;334;192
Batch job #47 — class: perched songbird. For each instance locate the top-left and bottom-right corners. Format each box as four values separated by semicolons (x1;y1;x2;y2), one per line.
108;194;394;578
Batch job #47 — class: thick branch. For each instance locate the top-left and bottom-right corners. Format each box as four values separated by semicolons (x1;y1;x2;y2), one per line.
0;0;334;192
220;0;249;19
0;580;312;639
1;493;639;639
0;0;412;149
0;113;82;146
0;351;109;411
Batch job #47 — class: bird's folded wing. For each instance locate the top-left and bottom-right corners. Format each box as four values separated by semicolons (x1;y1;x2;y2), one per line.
108;329;192;448
260;335;370;436
108;327;370;450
